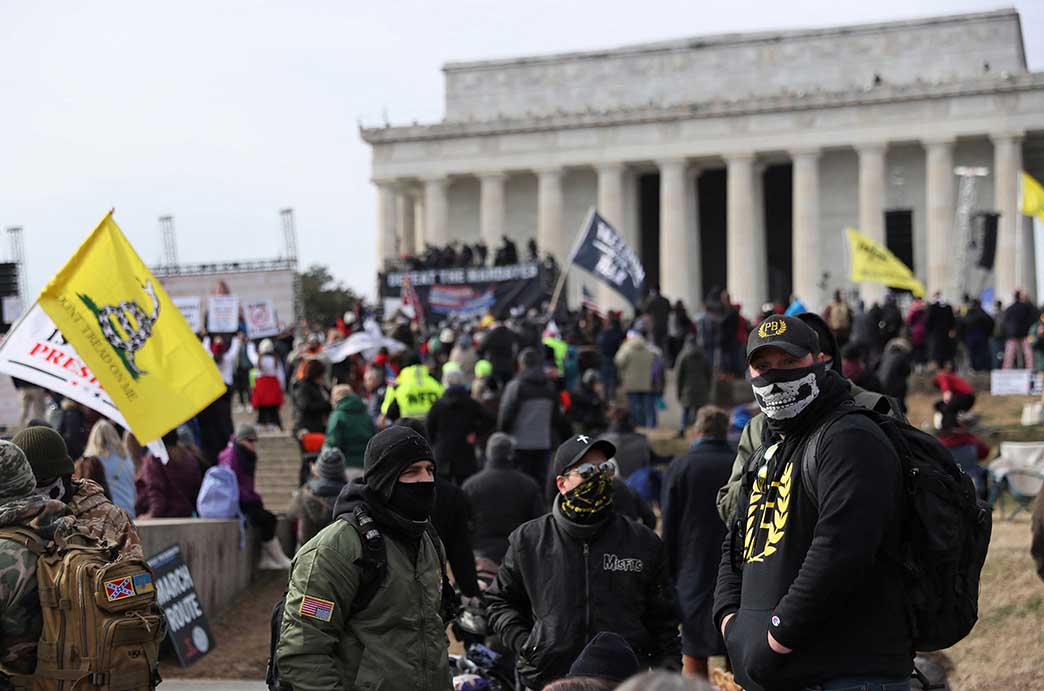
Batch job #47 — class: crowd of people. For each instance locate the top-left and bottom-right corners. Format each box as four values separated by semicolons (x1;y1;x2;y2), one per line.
387;236;556;272
1;277;1040;690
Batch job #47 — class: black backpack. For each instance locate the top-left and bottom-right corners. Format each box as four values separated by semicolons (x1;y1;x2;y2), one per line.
265;506;456;691
801;404;992;652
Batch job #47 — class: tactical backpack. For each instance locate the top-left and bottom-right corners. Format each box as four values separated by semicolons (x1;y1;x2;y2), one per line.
0;528;164;690
265;506;455;691
800;404;992;651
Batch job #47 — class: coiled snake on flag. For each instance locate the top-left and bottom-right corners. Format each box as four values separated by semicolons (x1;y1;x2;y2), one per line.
96;280;160;377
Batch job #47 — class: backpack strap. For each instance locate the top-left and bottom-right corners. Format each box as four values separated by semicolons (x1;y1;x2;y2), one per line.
800;404;878;509
424;522;459;623
337;506;388;615
0;527;48;556
851;390;908;423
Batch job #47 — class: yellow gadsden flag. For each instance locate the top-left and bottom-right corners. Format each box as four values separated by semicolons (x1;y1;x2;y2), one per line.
845;227;925;298
38;211;225;441
1022;171;1044;222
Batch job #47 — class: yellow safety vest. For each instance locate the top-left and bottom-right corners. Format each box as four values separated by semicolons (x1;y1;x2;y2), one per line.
381;365;444;418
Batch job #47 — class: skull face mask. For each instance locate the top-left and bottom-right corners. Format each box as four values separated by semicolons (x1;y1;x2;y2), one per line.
751;365;821;421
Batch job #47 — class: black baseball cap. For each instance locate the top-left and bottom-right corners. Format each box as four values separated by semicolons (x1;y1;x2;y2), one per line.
745;315;820;366
552;434;616;477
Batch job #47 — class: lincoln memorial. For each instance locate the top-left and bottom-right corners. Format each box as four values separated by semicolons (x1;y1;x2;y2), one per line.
362;9;1044;315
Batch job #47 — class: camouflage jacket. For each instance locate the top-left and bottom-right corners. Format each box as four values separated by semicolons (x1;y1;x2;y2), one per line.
68;479;143;560
0;499;73;678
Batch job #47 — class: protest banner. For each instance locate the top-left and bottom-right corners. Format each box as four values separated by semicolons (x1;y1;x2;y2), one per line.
207;295;240;333
37;211;225;442
147;545;215;667
0;302;168;459
244;299;279;339
380;262;550;322
2;296;23;325
172;297;202;334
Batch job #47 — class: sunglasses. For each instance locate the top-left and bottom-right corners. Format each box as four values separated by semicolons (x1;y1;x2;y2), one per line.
565;459;617;480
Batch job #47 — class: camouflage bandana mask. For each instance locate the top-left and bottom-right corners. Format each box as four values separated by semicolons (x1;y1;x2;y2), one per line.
559;472;614;525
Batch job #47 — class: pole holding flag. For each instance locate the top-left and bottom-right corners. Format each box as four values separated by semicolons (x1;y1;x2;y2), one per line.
845;227;925;297
35;211;226;442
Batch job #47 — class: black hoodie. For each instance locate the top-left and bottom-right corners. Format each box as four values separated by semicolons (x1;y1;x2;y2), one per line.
713;371;911;690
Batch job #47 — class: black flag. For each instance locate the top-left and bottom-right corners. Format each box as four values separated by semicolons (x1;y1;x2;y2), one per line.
570;211;646;306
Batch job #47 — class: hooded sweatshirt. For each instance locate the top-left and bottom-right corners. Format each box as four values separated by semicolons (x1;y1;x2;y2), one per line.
713;371;910;690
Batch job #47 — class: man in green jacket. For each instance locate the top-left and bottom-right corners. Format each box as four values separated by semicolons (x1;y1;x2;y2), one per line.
277;425;452;691
324;384;378;470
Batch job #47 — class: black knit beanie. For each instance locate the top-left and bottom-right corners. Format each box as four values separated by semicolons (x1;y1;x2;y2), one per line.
362;426;435;502
12;426;73;484
567;631;641;682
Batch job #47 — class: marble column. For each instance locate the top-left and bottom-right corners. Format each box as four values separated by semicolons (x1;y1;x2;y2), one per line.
726;153;764;316
412;194;426;253
790;149;821;309
686;168;703;307
423;176;449;248
925;139;955;300
597;162;627;311
858;143;888;304
537;168;564;263
396;186;416;256
479;172;507;250
658;158;694;308
375;181;398;266
992;133;1023;302
1021;215;1037;302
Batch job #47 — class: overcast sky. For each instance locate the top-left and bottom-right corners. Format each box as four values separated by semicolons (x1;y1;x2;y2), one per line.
2;1;1041;300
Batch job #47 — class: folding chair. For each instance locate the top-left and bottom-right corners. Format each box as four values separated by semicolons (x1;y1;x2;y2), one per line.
989;442;1044;520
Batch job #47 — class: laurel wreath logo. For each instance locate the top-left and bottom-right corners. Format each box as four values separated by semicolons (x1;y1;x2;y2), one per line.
745;460;791;564
757;318;788;338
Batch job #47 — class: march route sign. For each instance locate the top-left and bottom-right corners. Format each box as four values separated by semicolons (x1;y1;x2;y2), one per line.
147;544;215;667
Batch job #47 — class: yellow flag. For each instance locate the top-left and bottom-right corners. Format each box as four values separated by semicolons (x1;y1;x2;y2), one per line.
39;211;225;441
1022;171;1044;222
845;227;925;298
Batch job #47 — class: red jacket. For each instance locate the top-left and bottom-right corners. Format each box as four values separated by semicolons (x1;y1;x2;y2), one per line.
934;372;974;396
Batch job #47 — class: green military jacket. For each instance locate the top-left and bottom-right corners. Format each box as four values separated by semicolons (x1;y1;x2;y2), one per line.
276;518;452;691
715;383;901;523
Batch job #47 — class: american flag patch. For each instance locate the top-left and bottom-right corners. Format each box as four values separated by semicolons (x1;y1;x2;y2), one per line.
300;595;335;622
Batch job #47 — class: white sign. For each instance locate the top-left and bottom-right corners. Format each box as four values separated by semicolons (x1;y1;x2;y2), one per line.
172;297;202;334
990;369;1043;396
207;296;240;334
0;303;167;460
244;300;278;339
2;296;23;324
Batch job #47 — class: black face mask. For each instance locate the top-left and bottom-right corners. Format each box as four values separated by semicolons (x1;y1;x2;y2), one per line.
750;362;827;435
387;481;436;522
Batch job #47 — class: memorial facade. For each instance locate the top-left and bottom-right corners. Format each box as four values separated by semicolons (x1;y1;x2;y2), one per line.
362;9;1044;315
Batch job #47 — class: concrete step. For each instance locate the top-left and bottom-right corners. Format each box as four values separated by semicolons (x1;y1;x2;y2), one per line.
253;431;305;515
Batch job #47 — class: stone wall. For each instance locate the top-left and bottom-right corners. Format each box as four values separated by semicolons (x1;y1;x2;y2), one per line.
443;10;1024;121
137;517;294;617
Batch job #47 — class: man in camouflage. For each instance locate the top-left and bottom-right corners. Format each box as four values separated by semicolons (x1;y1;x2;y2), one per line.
0;439;74;682
12;426;142;559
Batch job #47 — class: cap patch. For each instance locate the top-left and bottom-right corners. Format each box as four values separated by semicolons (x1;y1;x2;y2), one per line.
758;319;787;338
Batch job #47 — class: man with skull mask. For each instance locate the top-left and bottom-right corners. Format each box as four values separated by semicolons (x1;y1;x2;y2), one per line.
12;425;142;559
485;434;681;690
713;315;911;691
715;312;903;524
